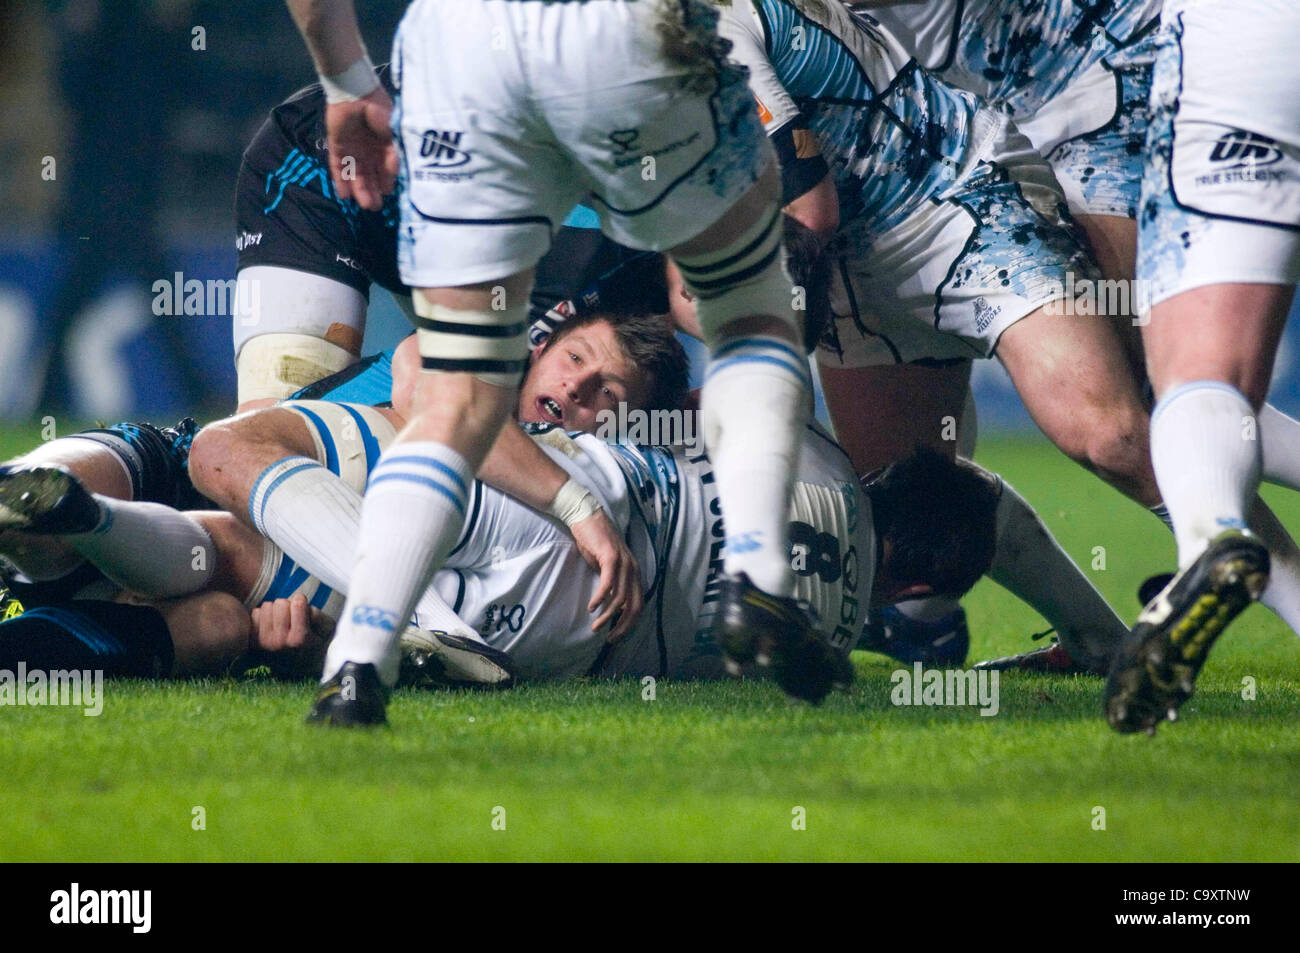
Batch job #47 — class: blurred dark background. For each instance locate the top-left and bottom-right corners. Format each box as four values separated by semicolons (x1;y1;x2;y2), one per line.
0;0;410;422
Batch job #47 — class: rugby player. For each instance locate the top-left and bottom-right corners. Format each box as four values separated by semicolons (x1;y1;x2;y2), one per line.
0;311;686;684
0;421;999;704
708;0;1149;669
286;0;832;725
714;0;1300;674
1104;1;1300;733
234;62;700;648
234;65;671;410
396;430;998;691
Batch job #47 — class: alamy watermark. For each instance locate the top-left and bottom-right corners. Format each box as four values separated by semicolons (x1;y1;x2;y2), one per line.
0;664;103;716
1042;271;1155;324
151;272;260;321
50;883;150;933
594;403;705;456
890;662;999;716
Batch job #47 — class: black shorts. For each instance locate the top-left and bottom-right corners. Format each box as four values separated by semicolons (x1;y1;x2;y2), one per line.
236;66;670;322
235;66;406;299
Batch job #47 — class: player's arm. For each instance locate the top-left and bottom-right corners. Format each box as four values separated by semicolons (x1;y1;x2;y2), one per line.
482;425;645;643
284;0;368;74
716;3;839;236
283;0;395;210
776;136;838;238
390;336;644;641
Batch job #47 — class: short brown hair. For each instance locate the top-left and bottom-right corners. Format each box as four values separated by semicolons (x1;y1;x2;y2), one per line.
544;313;690;413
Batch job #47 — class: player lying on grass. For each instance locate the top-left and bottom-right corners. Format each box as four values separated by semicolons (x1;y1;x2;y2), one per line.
716;0;1300;675
234;59;718;650
0;412;999;707
0;312;686;680
230;223;1141;678
284;0;838;727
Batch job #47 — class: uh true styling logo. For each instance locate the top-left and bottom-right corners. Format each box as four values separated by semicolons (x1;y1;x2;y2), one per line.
50;883;151;933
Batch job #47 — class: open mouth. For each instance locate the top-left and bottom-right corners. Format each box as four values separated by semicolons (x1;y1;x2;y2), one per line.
537;396;564;424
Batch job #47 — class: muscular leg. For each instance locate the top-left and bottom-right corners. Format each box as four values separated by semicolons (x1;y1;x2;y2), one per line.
190;512;274;606
817;361;971;472
1075;217;1300;631
0;435;134;579
189;407;334;524
671;162;810;598
996;302;1159;505
1075;214;1300;497
1075;212;1145;379
321;271;534;687
1144;283;1294;565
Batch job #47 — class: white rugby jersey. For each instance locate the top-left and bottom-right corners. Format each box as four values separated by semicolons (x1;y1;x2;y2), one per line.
866;0;1163;117
431;426;874;681
717;0;982;236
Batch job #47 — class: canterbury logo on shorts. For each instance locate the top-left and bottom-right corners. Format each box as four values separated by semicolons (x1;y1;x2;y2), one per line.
350;605;399;631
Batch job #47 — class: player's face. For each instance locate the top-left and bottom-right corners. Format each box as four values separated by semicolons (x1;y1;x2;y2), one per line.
516;321;650;433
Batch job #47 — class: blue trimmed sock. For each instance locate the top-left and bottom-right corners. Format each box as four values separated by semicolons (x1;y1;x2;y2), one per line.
702;335;810;597
324;442;473;684
1151;382;1259;568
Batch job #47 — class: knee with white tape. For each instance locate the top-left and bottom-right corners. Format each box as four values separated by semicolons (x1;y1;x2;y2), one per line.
413;291;530;389
672;206;800;345
236;332;356;405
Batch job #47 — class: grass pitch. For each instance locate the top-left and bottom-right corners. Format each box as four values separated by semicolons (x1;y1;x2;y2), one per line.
1;425;1298;862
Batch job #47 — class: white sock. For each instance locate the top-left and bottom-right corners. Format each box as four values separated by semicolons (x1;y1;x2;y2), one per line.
250;457;360;593
1247;499;1300;636
1150;382;1260;568
67;497;214;597
1259;568;1300;638
1148;471;1300;635
324;442;473;685
411;586;487;643
701;335;810;597
249;455;465;625
1259;402;1300;493
986;476;1126;667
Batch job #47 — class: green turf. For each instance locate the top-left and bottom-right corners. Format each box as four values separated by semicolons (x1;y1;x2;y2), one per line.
2;424;1298;861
